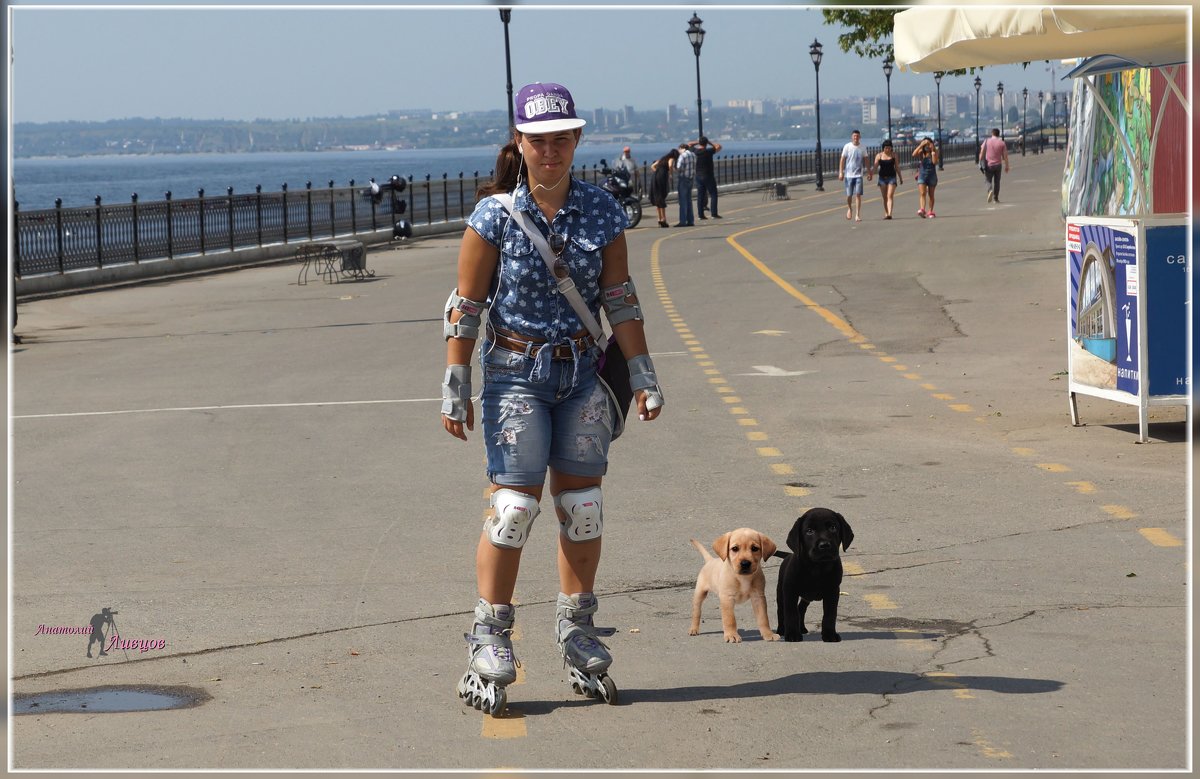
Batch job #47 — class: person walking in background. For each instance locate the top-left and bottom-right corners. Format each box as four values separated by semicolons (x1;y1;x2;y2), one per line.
613;146;640;194
648;147;678;228
688;136;722;219
441;81;664;716
913;138;939;218
838;129;872;222
979;128;1010;203
873;139;902;219
674;142;696;227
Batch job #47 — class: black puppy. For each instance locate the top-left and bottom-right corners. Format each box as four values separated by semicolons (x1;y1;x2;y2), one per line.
774;508;854;642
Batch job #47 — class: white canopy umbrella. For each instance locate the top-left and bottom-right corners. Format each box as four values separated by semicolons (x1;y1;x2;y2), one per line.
893;6;1188;73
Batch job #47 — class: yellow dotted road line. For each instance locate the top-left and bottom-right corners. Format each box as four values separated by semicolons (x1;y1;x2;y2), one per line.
651;232;808;503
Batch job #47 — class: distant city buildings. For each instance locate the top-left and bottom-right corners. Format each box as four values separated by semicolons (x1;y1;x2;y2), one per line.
860;100;878;126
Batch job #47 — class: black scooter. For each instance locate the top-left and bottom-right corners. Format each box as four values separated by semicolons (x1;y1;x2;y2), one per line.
598;161;642;229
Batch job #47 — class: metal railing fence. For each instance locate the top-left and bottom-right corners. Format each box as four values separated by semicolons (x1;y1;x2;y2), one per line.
13;141;977;278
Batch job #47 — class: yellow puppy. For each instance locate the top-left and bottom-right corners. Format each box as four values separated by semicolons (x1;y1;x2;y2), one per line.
688;529;779;643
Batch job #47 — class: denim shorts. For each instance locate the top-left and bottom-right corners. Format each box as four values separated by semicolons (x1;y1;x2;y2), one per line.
877;176;897;187
843;176;864;197
479;341;613;487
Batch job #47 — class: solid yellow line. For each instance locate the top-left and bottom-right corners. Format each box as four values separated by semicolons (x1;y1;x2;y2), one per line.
727;216;867;343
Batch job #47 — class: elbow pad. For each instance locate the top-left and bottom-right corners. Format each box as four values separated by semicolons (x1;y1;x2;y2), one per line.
601;278;643;326
443;289;487;341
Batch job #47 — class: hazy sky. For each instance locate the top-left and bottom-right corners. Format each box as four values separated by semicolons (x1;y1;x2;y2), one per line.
9;4;1060;124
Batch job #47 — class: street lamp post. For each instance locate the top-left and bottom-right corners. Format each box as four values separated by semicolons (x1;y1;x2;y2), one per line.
974;75;982;159
499;8;514;130
882;57;894;141
1038;90;1044;153
1021;87;1028;156
997;81;1005;146
1052;92;1059;151
934;71;944;170
810;38;824;191
686;13;706;139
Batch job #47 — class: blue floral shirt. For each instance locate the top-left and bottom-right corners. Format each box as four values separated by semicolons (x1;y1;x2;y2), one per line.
468;178;627;344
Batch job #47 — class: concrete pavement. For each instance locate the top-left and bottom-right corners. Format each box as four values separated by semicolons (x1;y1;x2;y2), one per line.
8;152;1190;773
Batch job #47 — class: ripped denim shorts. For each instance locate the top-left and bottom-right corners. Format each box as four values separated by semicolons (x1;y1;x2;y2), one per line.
479;341;614;487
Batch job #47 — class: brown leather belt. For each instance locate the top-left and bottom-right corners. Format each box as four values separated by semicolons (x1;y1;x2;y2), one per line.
490;327;595;360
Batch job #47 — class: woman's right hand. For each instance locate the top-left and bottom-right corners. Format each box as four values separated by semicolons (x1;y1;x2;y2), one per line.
443;403;474;441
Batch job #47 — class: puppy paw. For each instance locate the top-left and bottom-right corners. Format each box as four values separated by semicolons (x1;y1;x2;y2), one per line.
723;632;742;643
821;632;841;643
688;628;699;636
762;632;780;642
783;633;803;643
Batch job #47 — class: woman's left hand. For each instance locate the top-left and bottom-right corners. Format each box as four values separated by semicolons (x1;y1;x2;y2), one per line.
635;390;663;422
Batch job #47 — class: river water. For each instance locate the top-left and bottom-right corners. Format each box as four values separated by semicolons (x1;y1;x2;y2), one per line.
11;139;849;210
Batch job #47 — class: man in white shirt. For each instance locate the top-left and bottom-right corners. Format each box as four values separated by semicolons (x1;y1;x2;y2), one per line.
838;129;873;222
613;146;640;192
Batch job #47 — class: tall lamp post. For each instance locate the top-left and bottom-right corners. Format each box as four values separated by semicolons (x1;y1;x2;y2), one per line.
997;81;1005;145
499;8;514;129
686;13;706;139
810;38;824;191
974;75;982;159
1038;90;1044;153
1021;87;1028;156
1052;91;1059;151
934;71;944;170
882;57;894;141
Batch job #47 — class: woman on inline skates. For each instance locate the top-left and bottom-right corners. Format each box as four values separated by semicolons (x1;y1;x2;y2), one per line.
440;81;664;715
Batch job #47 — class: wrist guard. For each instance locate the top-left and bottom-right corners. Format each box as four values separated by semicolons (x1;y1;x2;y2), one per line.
626;353;664;412
441;364;472;421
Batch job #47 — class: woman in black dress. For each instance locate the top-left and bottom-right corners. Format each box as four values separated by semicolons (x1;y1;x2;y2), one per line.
873;140;903;219
648;148;678;228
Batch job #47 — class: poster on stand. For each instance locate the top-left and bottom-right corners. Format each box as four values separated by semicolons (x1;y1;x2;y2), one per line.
1067;221;1138;393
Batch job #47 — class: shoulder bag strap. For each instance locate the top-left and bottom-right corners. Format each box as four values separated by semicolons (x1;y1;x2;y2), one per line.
494;193;609;349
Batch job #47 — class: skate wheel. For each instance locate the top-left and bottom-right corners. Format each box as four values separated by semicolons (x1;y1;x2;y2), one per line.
486;688;507;716
599;675;618;705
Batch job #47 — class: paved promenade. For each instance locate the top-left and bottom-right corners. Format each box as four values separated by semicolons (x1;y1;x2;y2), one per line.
8;152;1190;773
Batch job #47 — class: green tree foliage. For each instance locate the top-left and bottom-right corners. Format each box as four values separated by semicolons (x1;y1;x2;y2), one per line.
820;9;897;61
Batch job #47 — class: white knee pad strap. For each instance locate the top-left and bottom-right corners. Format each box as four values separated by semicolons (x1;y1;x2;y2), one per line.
555;487;603;543
488;489;540;549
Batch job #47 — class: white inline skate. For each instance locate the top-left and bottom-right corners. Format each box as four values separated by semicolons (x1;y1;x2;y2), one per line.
457;599;517;715
555;592;618;704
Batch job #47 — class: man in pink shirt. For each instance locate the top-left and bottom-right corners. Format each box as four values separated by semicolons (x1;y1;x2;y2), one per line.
978;128;1010;203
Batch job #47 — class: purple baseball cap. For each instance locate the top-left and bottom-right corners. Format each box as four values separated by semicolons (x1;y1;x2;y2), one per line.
514;82;586;134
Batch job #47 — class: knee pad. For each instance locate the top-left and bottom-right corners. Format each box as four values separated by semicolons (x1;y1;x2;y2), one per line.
488;489;540;549
555;487;603;543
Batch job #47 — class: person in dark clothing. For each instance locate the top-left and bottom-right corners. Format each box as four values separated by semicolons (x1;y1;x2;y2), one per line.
688;136;723;219
648;148;678;228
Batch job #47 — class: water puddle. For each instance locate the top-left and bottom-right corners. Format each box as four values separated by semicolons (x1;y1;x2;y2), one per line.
13;685;210;714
